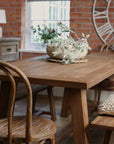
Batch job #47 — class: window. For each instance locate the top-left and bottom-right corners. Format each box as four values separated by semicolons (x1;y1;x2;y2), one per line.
25;1;70;51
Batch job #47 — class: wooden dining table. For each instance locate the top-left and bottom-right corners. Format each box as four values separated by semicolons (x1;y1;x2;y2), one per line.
0;52;114;144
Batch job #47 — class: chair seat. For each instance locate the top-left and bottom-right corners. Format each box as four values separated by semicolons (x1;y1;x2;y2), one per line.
98;76;114;91
91;116;114;131
0;116;56;142
16;83;48;100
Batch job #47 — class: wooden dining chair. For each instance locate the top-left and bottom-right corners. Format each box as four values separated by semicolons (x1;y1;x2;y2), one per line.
93;42;114;105
86;43;114;118
0;61;56;144
91;114;114;144
91;43;114;144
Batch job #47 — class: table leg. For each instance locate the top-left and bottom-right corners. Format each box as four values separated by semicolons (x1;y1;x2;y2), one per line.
61;88;70;117
69;88;89;144
0;81;11;118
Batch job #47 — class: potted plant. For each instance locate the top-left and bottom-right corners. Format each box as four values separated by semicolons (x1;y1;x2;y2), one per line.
47;22;91;64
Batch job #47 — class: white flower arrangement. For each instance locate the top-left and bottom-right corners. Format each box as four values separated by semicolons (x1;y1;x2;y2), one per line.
47;22;91;64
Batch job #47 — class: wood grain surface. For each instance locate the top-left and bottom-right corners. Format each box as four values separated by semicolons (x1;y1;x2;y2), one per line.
0;52;113;89
91;116;114;131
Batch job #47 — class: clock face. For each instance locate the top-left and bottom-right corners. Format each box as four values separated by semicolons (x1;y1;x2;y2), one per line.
93;0;114;50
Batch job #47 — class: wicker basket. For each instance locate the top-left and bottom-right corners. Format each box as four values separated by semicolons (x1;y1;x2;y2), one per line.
46;45;64;59
46;44;89;60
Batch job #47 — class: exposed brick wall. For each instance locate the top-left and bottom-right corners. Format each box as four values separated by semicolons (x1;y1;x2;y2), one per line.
0;0;113;57
0;0;25;48
70;0;114;51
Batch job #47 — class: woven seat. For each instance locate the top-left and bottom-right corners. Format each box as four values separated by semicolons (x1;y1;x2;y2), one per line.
0;116;56;142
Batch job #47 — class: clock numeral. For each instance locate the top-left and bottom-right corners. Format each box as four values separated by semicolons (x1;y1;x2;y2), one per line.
105;0;111;3
93;0;113;44
97;22;113;41
94;10;108;19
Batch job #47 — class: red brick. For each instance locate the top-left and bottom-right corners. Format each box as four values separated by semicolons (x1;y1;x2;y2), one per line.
70;2;82;7
70;13;83;17
9;2;22;8
0;2;9;7
5;0;16;2
76;28;90;34
83;13;92;18
82;23;93;28
70;18;75;22
76;8;91;13
76;18;91;23
70;8;75;13
109;8;114;12
90;38;102;44
83;2;93;7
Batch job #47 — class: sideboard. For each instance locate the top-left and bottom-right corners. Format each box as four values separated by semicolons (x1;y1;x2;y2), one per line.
0;38;20;61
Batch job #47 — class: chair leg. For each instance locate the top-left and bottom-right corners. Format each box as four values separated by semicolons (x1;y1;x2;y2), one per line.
61;88;70;117
13;82;18;114
97;88;102;105
50;135;55;144
32;92;38;113
93;86;101;106
93;88;98;105
103;130;112;144
47;87;56;121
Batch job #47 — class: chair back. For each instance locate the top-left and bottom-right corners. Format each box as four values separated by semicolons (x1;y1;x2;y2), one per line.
0;61;32;144
100;42;114;91
100;42;114;53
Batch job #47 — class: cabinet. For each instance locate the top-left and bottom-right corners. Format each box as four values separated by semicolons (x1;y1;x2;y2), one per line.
0;38;20;61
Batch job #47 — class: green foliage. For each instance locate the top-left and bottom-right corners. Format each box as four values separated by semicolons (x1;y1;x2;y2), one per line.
31;25;59;44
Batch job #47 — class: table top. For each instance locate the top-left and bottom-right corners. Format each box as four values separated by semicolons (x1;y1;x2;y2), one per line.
0;52;114;89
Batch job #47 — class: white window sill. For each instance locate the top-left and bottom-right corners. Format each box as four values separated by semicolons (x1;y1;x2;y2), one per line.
19;49;47;54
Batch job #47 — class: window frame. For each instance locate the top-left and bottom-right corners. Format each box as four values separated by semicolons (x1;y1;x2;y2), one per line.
25;1;70;52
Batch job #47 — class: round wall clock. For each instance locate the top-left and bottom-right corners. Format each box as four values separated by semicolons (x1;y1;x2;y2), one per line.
93;0;114;50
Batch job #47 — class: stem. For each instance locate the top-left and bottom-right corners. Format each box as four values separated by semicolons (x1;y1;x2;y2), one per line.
69;30;79;40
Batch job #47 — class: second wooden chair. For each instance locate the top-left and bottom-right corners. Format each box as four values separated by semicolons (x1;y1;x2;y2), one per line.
91;115;114;144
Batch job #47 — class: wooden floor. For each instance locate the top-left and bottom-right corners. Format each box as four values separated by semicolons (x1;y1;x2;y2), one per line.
14;94;114;144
